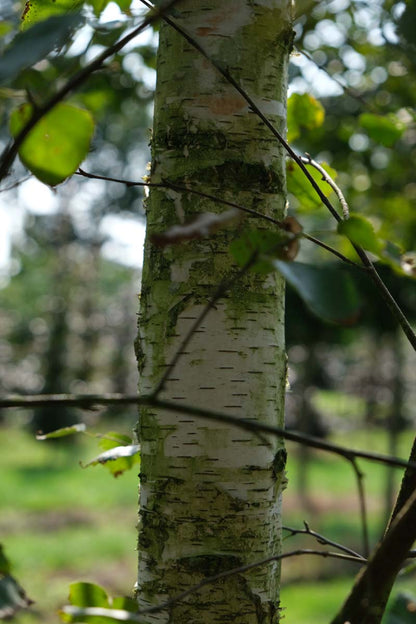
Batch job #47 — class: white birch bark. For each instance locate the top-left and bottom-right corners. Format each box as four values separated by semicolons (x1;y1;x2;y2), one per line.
135;2;293;622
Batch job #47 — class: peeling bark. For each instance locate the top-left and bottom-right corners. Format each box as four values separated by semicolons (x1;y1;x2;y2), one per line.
136;2;293;621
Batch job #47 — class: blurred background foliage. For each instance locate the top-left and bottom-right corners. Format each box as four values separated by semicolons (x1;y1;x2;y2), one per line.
0;0;415;622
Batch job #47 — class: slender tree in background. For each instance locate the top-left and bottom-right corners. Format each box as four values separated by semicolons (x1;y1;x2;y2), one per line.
135;2;293;620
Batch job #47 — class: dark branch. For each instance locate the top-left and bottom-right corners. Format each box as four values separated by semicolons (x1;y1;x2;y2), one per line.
331;488;416;624
350;457;370;558
136;548;365;616
77;168;363;268
387;436;416;530
142;0;416;351
283;522;366;560
2;393;416;472
152;254;259;396
0;0;181;183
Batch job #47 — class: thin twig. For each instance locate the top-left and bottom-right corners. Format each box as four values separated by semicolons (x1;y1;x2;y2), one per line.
349;458;370;558
0;0;181;183
296;46;374;112
0;174;31;192
143;0;416;351
302;232;363;267
301;154;350;219
152;253;258;396
139;0;342;222
78;168;363;267
2;392;416;472
136;548;365;616
77;168;281;225
330;488;416;624
387;436;416;531
283;522;366;560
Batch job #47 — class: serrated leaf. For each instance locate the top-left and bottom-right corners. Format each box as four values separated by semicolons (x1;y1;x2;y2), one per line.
275;261;361;325
338;214;383;255
0;14;84;86
287;160;337;211
359;113;406;147
287;93;325;142
10;102;94;186
36;423;87;440
21;0;84;29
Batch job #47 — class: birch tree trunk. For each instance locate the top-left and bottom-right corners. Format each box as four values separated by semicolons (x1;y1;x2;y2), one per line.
135;2;293;621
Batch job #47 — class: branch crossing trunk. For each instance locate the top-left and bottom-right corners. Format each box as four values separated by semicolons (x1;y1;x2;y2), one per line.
135;2;293;621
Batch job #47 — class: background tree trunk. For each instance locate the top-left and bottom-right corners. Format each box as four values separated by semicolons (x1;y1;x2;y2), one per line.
136;2;293;621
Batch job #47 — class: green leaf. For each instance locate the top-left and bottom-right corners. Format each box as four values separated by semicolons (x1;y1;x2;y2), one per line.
0;548;33;620
63;583;112;624
397;2;416;47
21;0;84;29
338;216;414;276
60;605;143;623
96;432;141;477
69;582;110;608
230;228;298;274
275;261;361;325
88;0;132;15
0;575;33;619
113;0;133;12
0;545;11;576
287;93;325;142
61;587;141;623
384;592;416;624
9;102;94;186
81;439;140;478
98;432;133;451
83;445;140;466
287;160;337;211
338;214;383;255
0;21;13;39
359;113;406;147
36;423;87;440
88;0;111;17
0;14;84;86
137;44;157;70
111;597;138;612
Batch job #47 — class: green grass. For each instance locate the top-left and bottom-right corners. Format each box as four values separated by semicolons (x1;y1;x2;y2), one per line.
281;576;416;623
281;578;351;623
0;425;138;623
1;425;414;623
